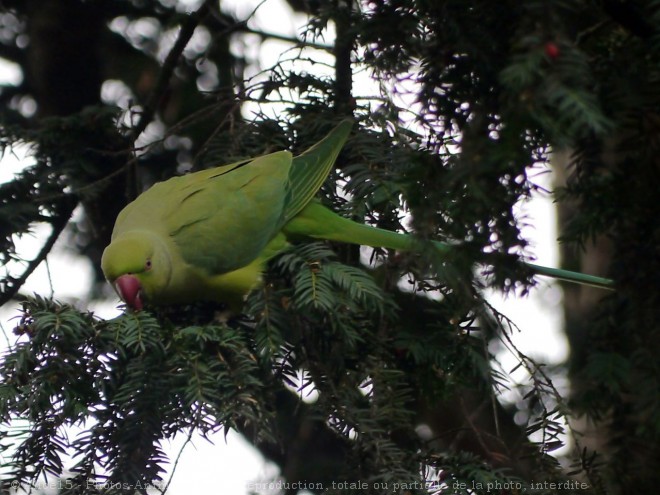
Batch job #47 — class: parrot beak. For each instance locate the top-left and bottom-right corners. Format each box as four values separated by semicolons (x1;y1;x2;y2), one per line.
115;274;143;310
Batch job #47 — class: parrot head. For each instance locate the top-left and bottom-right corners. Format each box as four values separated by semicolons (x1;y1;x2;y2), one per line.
101;231;172;310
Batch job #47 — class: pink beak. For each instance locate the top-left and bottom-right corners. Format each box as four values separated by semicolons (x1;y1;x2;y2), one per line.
115;274;143;310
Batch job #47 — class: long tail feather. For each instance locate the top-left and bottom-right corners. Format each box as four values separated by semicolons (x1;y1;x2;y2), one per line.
524;262;613;289
286;202;614;290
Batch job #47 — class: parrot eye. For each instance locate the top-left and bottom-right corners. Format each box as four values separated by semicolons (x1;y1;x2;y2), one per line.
145;259;152;270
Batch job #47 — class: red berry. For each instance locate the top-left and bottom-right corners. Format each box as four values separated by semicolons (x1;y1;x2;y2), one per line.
544;42;560;60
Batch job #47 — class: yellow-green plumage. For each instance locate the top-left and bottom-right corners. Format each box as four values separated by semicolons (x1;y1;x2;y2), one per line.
102;119;613;311
102;120;356;309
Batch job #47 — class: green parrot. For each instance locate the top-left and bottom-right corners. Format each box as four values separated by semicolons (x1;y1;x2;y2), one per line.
101;120;613;311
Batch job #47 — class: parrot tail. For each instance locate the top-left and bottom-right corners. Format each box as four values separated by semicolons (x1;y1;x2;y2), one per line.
284;200;426;252
524;262;613;290
285;201;614;290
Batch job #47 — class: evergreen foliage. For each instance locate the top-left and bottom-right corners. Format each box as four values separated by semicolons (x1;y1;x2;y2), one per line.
1;296;269;492
0;1;658;494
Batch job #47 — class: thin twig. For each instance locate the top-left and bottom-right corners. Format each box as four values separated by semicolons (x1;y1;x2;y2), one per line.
240;25;333;52
45;257;54;298
0;321;12;348
160;428;195;495
484;298;605;490
131;0;276;143
482;333;501;438
20;155;134;205
130;0;216;142
0;202;76;307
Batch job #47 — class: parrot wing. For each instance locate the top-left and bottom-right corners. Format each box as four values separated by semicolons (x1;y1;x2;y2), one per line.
168;151;293;275
169;120;352;274
281;119;353;224
129;151;293;276
111;158;253;237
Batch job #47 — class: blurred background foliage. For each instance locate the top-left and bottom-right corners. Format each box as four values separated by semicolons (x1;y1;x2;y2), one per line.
0;0;658;494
